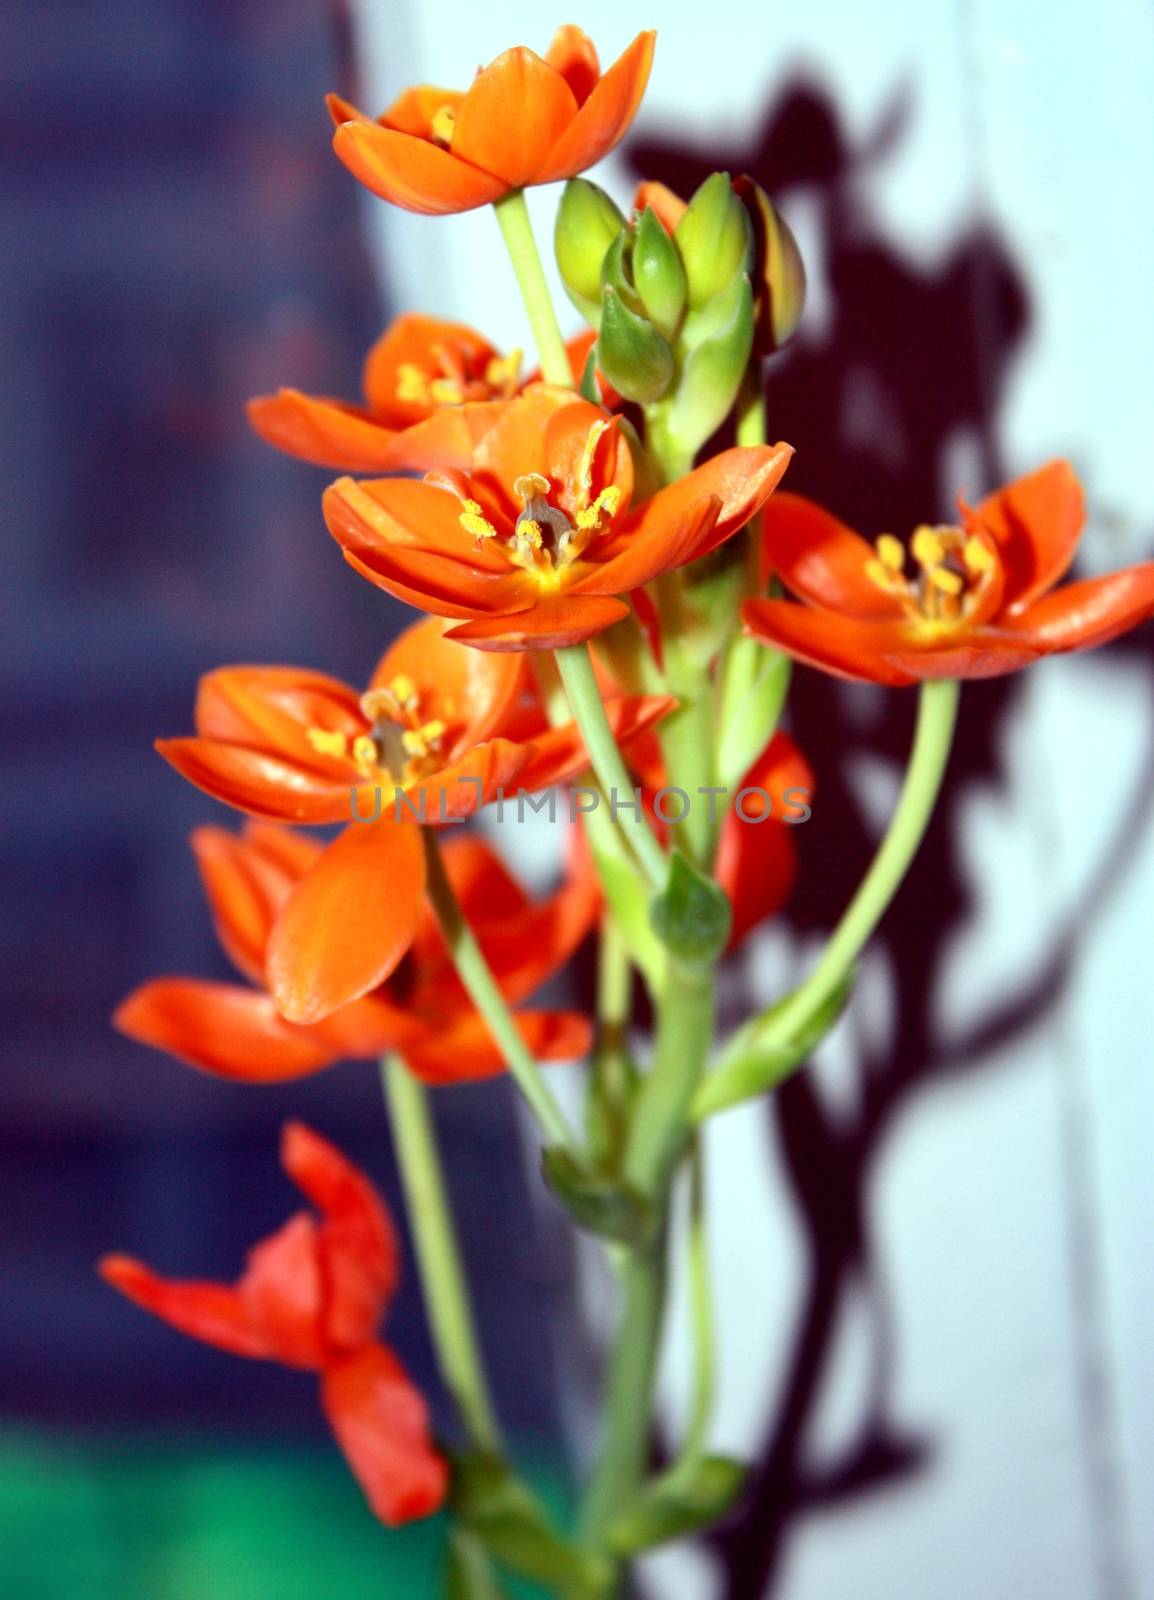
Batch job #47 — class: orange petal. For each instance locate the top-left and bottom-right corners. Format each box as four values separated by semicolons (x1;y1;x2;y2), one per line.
534;31;656;184
368;399;513;474
324;474;511;565
194;664;363;747
471;384;583;505
99;1255;274;1360
545;24;601;103
577;497;719;595
1001;563;1154;653
191;823;318;983
247;391;406;473
452;47;578;186
379;85;465;138
446;593;631;651
973;460;1085;609
282;1121;399;1353
403;737;531;822
402;1009;593;1084
634;180;685;234
114;979;337;1081
266;820;426;1024
759;492;903;615
332;121;508;215
674;442;794;558
157;738;353;823
743;599;1043;684
326;92;374;129
320;1344;448;1526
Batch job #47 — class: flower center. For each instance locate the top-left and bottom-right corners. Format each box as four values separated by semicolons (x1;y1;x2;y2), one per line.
454;470;621;582
306;675;447;785
865;523;995;627
430;104;456;148
395;345;522;410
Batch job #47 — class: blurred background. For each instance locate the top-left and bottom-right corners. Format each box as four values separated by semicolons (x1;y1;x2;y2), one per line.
3;1;1153;1596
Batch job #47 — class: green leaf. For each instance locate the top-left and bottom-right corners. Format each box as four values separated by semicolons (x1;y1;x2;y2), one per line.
597;287;675;404
451;1454;610;1599
692;966;857;1119
541;1147;654;1246
606;1456;748;1554
649;849;732;968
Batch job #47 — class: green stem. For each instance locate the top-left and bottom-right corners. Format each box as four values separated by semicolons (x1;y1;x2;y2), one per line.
494;189;573;388
554;643;668;891
578;1237;667;1547
626;961;716;1199
382;1056;501;1453
714;677;960;1087
735;364;766;448
421;829;578;1152
683;1141;714;1457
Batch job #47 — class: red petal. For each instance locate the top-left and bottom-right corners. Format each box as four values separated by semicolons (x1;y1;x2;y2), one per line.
1002;562;1154;652
446;593;631;650
332;122;507;215
973;460;1085;608
320;1344;448;1525
114;979;337;1081
266;820;426;1024
759;492;902;615
403;1009;593;1083
281;1121;399;1353
99;1255;273;1360
238;1212;327;1368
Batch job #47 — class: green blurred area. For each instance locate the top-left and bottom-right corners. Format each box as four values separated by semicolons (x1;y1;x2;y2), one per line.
0;1429;569;1599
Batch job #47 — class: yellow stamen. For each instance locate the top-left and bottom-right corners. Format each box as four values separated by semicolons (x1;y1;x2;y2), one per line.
306;727;349;760
928;566;964;596
865;558;902;592
428;378;464;405
484;350;522;396
401;720;446;759
911;525;946;570
351;734;380;771
458;497;497;544
575;484;622;532
875;533;905;571
964;536;994;575
431;104;456;147
576;420;611;508
516;518;544;549
395;364;431;405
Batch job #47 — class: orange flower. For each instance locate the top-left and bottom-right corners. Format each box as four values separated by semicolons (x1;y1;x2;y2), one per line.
329;26;655;216
323;386;792;650
248;314;602;473
745;462;1154;685
154;616;668;1018
101;1122;446;1526
116;821;596;1084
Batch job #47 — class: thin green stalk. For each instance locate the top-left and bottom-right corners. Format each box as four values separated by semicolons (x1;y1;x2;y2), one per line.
421;829;578;1152
683;1141;714;1458
578;1236;667;1547
699;677;960;1115
626;961;716;1199
493;189;573;388
735;365;766;448
382;1055;501;1452
554;643;668;891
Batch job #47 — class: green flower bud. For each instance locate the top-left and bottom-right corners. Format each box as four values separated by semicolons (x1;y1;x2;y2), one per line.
555;179;628;325
674;172;754;309
597;285;675;404
631;205;687;339
660;270;754;454
734;175;806;353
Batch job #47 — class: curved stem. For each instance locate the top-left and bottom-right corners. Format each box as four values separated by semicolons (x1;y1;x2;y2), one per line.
382;1055;501;1453
493;189;573;388
698;677;960;1120
555;643;668;891
421;829;578;1152
683;1140;714;1458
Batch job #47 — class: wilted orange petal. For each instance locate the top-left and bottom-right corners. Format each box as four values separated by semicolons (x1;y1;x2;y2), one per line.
320;1344;448;1526
238;1213;327;1369
99;1255;273;1360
